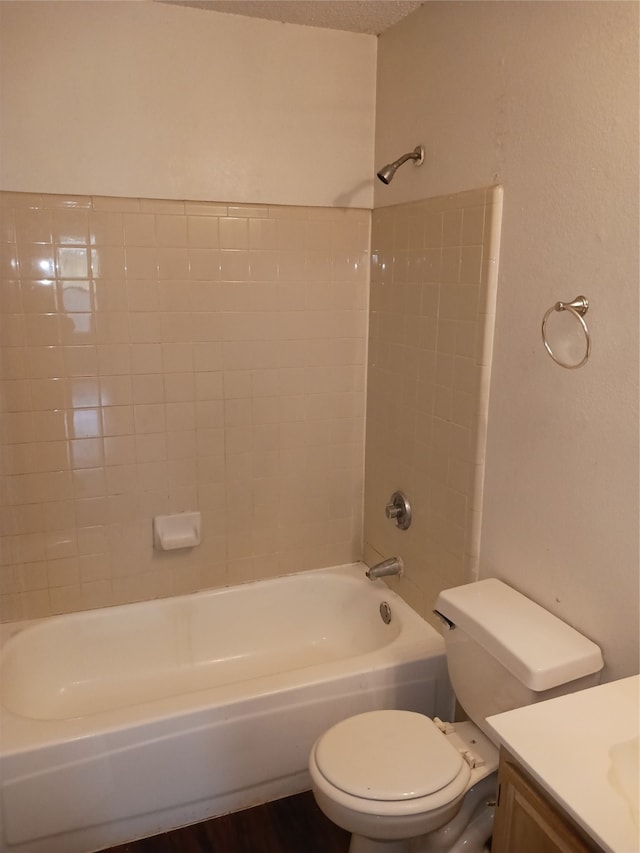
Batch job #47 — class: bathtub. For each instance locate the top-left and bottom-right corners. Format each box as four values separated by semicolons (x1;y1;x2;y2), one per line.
0;562;451;853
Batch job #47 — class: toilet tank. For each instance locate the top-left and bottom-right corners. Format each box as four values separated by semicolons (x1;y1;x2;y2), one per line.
434;579;604;741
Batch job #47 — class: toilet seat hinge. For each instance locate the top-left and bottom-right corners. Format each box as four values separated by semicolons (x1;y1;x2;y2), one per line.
459;748;485;769
433;717;456;734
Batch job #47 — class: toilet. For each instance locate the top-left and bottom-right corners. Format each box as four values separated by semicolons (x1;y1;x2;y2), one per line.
309;578;604;853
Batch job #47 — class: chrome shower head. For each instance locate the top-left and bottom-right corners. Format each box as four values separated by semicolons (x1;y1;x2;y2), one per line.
376;145;424;184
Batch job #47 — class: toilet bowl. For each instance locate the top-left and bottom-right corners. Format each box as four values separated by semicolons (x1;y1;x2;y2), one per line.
309;578;604;853
309;710;498;853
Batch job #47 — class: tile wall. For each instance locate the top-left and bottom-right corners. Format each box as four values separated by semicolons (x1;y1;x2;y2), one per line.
0;192;369;620
363;186;502;625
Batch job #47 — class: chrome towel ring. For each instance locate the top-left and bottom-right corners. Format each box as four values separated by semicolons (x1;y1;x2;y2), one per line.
541;295;591;369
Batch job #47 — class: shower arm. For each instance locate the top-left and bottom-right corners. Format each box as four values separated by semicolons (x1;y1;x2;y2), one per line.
391;149;421;169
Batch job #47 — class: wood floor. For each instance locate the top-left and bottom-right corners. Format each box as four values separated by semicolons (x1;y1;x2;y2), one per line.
104;791;350;853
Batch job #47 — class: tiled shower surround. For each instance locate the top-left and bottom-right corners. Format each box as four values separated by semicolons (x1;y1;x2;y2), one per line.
0;193;369;620
363;187;502;623
0;187;501;624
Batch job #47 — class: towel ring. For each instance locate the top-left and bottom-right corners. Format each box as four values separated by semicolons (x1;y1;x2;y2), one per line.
541;295;591;369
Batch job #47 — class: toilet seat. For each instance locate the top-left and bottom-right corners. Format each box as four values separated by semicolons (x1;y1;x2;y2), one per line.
311;710;472;817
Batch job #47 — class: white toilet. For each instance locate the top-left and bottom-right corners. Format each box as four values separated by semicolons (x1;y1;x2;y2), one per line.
309;578;604;853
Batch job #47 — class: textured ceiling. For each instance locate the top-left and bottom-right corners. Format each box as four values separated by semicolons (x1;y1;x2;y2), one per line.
160;1;425;35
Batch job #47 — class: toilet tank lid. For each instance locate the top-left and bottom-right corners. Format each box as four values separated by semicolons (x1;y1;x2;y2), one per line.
434;579;604;692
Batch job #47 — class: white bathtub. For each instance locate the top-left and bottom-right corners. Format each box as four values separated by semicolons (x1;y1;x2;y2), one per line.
0;562;451;853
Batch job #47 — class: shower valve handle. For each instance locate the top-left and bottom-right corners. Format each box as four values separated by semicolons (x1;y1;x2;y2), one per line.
385;491;412;530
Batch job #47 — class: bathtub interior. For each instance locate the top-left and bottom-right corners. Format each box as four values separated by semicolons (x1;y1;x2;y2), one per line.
1;567;406;720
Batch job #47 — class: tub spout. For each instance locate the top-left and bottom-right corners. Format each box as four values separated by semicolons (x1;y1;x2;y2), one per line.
366;557;403;580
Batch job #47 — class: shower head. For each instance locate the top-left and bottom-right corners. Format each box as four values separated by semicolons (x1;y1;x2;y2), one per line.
376;145;424;184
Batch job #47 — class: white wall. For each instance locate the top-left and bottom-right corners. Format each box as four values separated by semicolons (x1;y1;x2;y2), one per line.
376;1;639;681
0;1;376;208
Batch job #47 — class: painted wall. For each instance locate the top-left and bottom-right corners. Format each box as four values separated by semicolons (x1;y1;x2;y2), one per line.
0;1;376;208
2;0;638;682
375;1;639;681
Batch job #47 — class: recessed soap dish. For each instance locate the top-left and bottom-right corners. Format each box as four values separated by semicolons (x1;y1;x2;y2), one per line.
153;512;201;551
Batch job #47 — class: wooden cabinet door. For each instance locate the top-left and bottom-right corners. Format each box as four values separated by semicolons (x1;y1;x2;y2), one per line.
492;749;603;853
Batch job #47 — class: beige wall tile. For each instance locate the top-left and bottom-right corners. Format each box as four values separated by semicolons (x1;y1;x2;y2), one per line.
1;191;370;619
363;187;501;626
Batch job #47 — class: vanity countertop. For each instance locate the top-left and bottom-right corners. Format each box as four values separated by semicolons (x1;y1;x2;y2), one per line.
487;675;639;853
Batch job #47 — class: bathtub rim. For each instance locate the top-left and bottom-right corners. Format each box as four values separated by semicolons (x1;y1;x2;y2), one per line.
0;562;407;722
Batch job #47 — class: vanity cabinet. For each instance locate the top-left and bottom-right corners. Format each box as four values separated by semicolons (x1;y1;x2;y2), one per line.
492;749;605;853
